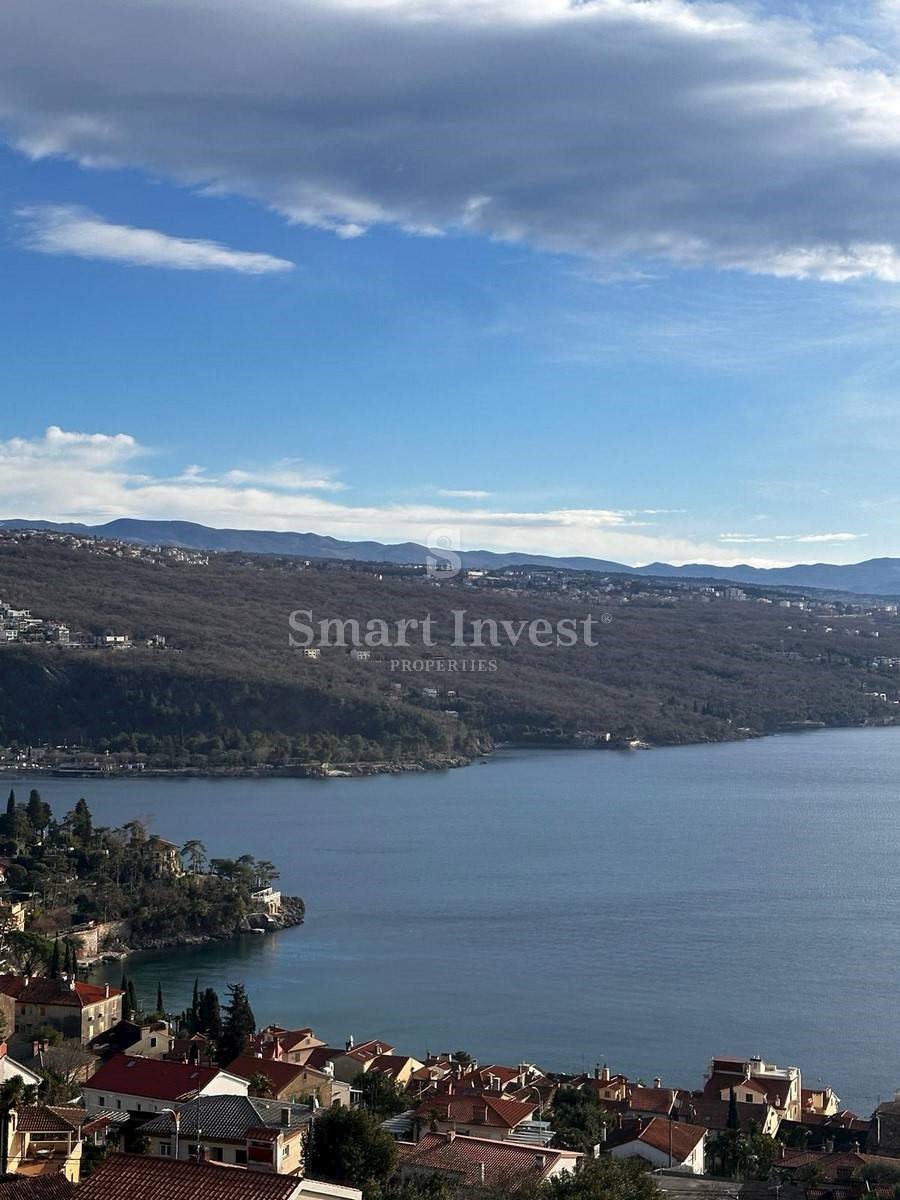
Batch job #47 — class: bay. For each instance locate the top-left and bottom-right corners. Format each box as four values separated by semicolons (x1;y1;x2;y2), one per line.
19;728;900;1114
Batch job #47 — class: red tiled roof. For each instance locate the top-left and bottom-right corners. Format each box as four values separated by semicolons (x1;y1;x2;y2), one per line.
227;1054;308;1091
606;1118;706;1161
628;1088;678;1115
367;1055;417;1078
0;974;122;1010
415;1094;536;1129
14;1106;85;1133
0;1179;75;1200
84;1053;222;1101
342;1040;394;1062
399;1133;579;1187
76;1154;301;1200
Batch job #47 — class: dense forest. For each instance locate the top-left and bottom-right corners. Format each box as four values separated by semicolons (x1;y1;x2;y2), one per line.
1;538;900;766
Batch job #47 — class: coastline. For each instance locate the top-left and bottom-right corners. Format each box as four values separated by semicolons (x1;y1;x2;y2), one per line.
7;716;900;782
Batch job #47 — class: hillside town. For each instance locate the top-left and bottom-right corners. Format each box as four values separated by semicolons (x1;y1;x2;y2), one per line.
0;963;898;1200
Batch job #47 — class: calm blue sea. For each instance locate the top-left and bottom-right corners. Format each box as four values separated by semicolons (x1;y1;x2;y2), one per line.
20;728;900;1114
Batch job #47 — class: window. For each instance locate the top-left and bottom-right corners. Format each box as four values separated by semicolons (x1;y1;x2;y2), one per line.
150;1037;157;1048
210;1148;223;1162
234;1149;247;1165
745;1094;753;1103
159;1143;172;1157
98;1097;105;1106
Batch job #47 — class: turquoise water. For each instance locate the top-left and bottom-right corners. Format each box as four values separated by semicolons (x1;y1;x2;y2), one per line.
23;728;900;1114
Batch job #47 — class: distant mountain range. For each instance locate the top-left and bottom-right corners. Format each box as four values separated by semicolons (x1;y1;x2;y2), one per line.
4;516;900;595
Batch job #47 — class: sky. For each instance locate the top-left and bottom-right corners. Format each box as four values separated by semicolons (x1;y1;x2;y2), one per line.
4;0;900;566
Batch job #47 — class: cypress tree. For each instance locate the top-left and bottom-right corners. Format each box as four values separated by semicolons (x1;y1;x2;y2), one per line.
727;1087;740;1131
127;979;138;1019
49;935;61;979
156;982;164;1015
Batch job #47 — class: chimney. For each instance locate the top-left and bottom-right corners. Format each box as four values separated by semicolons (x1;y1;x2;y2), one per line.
601;1065;610;1083
653;1078;662;1089
104;983;110;999
479;1163;485;1185
345;1035;354;1051
281;1108;290;1126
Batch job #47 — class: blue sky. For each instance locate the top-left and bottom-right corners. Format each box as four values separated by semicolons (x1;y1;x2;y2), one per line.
3;0;900;566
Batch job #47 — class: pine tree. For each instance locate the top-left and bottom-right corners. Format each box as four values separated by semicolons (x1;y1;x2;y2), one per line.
216;983;255;1064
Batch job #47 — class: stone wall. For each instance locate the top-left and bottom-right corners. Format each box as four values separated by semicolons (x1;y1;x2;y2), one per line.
68;919;132;957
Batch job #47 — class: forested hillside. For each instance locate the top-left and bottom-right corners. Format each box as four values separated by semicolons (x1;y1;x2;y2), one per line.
1;537;900;768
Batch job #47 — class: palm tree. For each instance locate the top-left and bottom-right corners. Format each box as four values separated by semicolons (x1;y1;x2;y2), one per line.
248;1073;273;1098
0;1076;38;1173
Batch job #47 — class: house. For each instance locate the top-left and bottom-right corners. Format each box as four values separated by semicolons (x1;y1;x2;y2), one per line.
76;1153;306;1200
605;1117;707;1175
0;976;123;1044
89;1019;174;1061
677;1095;780;1137
3;1105;86;1184
577;1066;631;1104
145;836;183;877
398;1131;581;1189
366;1055;425;1088
0;1043;43;1090
414;1094;537;1141
249;1027;326;1066
139;1095;311;1175
624;1086;679;1119
703;1056;803;1122
82;1053;249;1116
328;1039;395;1084
228;1055;349;1108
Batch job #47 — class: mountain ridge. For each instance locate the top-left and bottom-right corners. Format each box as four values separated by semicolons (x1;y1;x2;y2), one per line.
3;516;899;595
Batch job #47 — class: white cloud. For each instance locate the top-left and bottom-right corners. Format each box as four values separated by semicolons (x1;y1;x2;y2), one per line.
0;426;792;566
17;205;293;274
437;489;493;500
719;530;865;544
4;1;900;280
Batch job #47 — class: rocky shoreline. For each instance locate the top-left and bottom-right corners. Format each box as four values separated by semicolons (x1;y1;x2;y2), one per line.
86;895;306;963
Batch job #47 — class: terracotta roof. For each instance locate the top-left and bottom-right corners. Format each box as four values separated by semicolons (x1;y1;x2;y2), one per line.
84;1053;222;1101
14;1105;85;1133
76;1154;301;1200
0;974;122;1010
341;1040;394;1063
227;1054;312;1091
399;1133;579;1187
606;1117;706;1161
415;1094;536;1129
303;1047;343;1071
627;1088;678;1115
678;1098;772;1131
0;1179;75;1200
367;1055;418;1079
779;1151;898;1182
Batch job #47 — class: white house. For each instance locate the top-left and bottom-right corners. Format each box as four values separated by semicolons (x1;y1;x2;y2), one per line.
82;1054;248;1116
606;1118;706;1175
